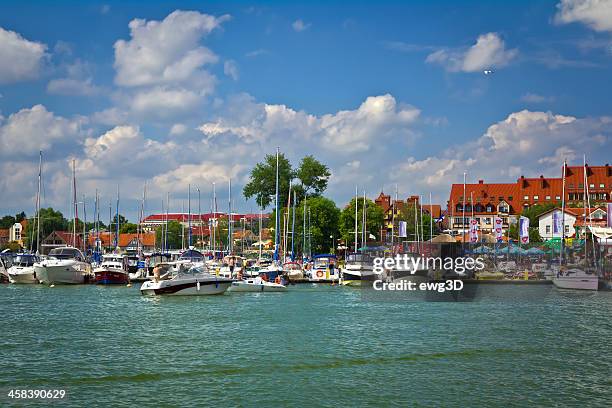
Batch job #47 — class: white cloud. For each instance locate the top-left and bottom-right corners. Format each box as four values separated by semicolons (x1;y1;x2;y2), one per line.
292;19;311;32
555;0;612;32
0;105;85;157
390;110;611;201
90;108;128;126
199;93;420;153
131;87;202;116
152;162;245;193
426;32;518;72
113;10;229;87
47;77;102;96
0;26;47;84
224;60;239;81
170;123;188;135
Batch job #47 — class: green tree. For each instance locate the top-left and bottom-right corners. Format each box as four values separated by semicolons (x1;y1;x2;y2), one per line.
0;215;16;229
155;221;183;250
23;208;69;250
15;211;26;223
394;203;437;241
339;198;385;248
243;152;294;209
120;223;139;234
1;241;22;252
521;202;560;226
296;155;330;198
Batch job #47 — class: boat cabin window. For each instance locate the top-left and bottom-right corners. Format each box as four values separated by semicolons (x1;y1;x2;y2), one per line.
49;248;84;260
13;255;39;266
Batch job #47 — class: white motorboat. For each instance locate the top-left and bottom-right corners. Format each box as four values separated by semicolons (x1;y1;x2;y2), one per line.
229;277;287;292
34;247;91;285
140;265;232;296
283;261;303;281
341;252;378;283
308;254;339;281
8;254;40;284
553;268;598;291
0;256;8;283
218;255;245;278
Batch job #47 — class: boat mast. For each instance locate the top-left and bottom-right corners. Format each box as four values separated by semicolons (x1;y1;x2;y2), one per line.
82;195;86;253
36;151;42;255
259;207;263;260
308;207;311;258
361;190;366;249
354;186;358;253
115;184;120;250
165;192;169;253
561;160;566;264
429;192;433;241
303;201;307;262
274;147;280;263
197;187;202;250
228;178;232;255
213;182;217;257
392;185;397;251
583;155;589;264
291;190;296;261
72;159;77;247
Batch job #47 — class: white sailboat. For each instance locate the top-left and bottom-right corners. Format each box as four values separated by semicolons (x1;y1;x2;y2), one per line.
553;158;598;291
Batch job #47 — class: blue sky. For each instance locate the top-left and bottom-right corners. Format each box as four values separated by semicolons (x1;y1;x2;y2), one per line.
0;0;611;221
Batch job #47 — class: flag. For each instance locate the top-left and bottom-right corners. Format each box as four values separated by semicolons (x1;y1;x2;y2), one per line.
435;214;445;223
519;216;530;244
493;216;503;242
398;221;407;238
553;210;563;235
608;203;612;228
469;219;478;243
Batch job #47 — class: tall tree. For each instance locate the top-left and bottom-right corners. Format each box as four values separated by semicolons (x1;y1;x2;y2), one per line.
339;198;384;247
243;152;294;208
23;208;68;249
296;155;331;198
155;221;183;250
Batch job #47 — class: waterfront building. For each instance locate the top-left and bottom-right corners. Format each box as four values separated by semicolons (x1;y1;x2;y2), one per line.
40;231;84;255
141;212;267;232
446;164;612;235
374;192;441;240
537;207;608;240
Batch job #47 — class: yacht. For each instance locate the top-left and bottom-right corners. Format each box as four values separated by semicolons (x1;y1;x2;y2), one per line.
553;268;598;291
229;276;287;292
140;265;232;296
282;261;303;281
93;254;129;284
341;252;377;284
34;247;91;285
307;254;339;282
8;254;40;284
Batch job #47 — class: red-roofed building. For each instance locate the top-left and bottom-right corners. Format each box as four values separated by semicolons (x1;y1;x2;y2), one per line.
87;232;157;252
538;206;608;240
41;231;84;254
374;192;442;240
141;212;268;232
447;164;612;235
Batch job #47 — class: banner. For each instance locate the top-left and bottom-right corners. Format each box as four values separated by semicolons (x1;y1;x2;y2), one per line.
469;219;478;243
398;221;407;238
553;210;563;235
493;216;503;242
608;203;612;228
519;216;530;244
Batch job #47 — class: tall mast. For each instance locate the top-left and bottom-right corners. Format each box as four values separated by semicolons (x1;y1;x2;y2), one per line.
197;188;202;250
291;190;296;261
188;184;192;249
561;160;566;264
82;195;86;252
361;190;366;249
429;192;433;241
308;207;311;258
36;151;42;255
462;171;467;249
228;178;232;254
72;159;77;247
259;208;263;259
115;184;120;249
165;192;169;252
392;185;398;250
583;155;588;263
213;183;217;256
354;186;358;253
274;147;280;262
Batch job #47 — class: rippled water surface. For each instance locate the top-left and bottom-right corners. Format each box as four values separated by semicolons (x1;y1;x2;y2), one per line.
1;283;611;407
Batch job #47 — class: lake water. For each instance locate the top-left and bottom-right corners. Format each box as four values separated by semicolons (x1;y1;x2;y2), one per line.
1;283;611;407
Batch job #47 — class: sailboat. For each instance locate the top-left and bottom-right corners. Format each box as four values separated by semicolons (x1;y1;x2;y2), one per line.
35;160;91;285
553;158;598;291
260;147;284;281
9;151;43;284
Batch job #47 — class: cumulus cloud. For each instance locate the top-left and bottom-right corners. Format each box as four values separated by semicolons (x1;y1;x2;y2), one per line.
555;0;612;32
224;60;239;80
47;77;102;96
520;93;555;103
113;10;229;87
199;93;420;153
0;26;47;84
292;19;311;32
0;105;85;157
130;87;202;116
426;32;518;72
170;123;188;135
390;110;611;201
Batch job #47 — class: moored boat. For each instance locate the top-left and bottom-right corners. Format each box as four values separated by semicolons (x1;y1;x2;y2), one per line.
94;254;129;284
34;247;91;285
140;265;231;296
553;268;598;291
308;254;339;281
229;276;287;292
282;261;303;281
8;254;40;284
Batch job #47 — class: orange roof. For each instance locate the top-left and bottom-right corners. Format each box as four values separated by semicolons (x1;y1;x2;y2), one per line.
118;233;156;247
0;229;9;238
49;231;84;248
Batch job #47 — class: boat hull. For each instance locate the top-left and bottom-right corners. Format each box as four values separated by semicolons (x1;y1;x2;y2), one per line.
553;276;598;291
229;281;287;292
140;278;231;296
8;267;38;284
94;269;129;285
34;262;89;285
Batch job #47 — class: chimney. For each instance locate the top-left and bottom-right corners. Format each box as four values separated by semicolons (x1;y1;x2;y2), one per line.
540;175;546;189
478;180;484;184
606;163;611;177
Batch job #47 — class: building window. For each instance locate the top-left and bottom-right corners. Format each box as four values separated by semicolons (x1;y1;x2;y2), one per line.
545;196;551;200
600;184;605;188
499;196;504;201
578;183;583;188
486;205;493;212
565;225;570;233
508;196;513;201
524;195;529;200
546;225;551;234
555;196;561;200
485;218;491;224
589;184;594;189
534;195;539;200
